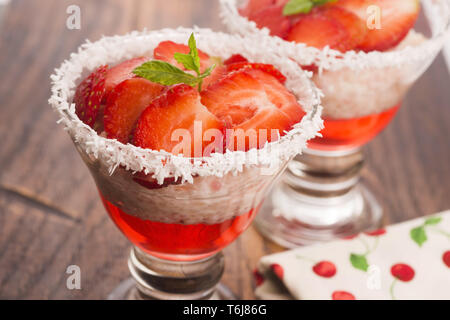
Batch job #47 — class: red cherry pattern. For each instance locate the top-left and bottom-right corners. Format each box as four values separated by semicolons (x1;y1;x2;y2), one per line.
391;263;415;282
271;263;284;280
253;269;265;287
443;251;450;268
313;261;337;278
364;229;387;236
332;291;356;300
342;234;358;240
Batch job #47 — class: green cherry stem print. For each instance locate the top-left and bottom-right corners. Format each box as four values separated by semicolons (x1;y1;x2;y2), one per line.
349;229;385;272
410;216;450;247
390;263;415;300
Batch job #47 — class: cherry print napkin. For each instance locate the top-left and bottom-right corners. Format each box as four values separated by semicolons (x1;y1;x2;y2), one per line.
254;210;450;300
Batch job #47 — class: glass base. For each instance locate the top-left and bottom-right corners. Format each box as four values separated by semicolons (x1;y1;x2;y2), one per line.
106;247;236;300
254;183;382;247
107;278;237;300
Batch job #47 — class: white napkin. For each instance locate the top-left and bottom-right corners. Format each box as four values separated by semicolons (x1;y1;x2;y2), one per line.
255;210;450;300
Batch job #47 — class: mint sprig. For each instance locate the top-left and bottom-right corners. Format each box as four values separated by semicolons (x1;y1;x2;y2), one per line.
283;0;337;16
133;33;215;92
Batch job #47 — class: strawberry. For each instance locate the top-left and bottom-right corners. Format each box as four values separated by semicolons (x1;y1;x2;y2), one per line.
153;41;212;73
74;65;108;128
248;69;305;124
239;0;275;17
223;54;249;65
133;84;224;157
104;78;164;143
201;69;303;151
247;5;291;38
201;65;228;89
133;174;182;190
286;9;354;51
319;6;367;50
332;0;420;52
226;62;287;84
105;57;149;95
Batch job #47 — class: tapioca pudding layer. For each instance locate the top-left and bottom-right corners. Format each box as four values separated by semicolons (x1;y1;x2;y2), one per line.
314;31;426;120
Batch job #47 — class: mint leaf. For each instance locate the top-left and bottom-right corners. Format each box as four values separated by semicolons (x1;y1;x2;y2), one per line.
350;253;369;272
283;0;313;15
283;0;337;16
173;33;202;74
199;64;215;79
410;226;427;247
133;61;198;87
188;33;201;74
133;33;215;92
424;216;442;226
174;52;198;72
196;64;216;92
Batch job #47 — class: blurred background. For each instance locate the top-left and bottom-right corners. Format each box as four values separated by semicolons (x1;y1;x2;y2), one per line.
0;0;449;299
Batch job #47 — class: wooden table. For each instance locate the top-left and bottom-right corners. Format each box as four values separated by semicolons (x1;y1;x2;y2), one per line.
0;0;449;300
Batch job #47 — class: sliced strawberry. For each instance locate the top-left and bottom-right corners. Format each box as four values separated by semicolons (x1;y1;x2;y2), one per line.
248;5;291;38
104;78;164;143
224;54;249;65
226;62;287;84
227;107;293;151
286;10;353;51
74;65;108;128
105;57;149;95
201;70;269;127
201;65;228;89
153;41;212;73
301;64;319;73
201;69;302;151
239;0;275;17
332;0;420;52
319;6;367;50
274;0;289;4
248;69;305;125
132;174;182;190
133;84;224;157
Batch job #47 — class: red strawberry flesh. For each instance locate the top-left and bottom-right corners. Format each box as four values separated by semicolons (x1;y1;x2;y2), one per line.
133;84;225;158
226;62;287;83
105;57;149;95
153;41;212;73
104;78;164;143
332;0;420;52
247;5;291;38
287;11;352;51
201;68;303;151
224;54;249;65
239;0;275;17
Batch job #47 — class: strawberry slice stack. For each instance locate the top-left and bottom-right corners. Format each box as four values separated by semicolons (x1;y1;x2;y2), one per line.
73;36;305;158
240;0;420;53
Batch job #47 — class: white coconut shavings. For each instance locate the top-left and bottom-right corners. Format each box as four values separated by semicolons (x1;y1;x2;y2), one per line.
219;0;450;72
49;28;324;185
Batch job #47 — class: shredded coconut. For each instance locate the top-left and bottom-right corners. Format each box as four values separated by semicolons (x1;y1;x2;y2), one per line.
220;0;450;118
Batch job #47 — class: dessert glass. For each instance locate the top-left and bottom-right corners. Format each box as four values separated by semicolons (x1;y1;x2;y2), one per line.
49;28;323;299
220;0;450;246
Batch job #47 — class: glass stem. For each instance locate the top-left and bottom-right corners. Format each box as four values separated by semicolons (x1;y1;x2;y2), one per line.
128;247;224;300
254;147;383;246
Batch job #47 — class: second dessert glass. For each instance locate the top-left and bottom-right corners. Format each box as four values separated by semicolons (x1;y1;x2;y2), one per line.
49;28;323;299
220;0;450;246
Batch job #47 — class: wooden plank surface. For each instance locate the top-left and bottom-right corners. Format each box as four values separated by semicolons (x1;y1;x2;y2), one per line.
0;0;449;299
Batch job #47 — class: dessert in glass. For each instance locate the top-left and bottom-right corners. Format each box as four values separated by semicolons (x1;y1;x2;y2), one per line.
220;0;450;246
49;28;322;299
